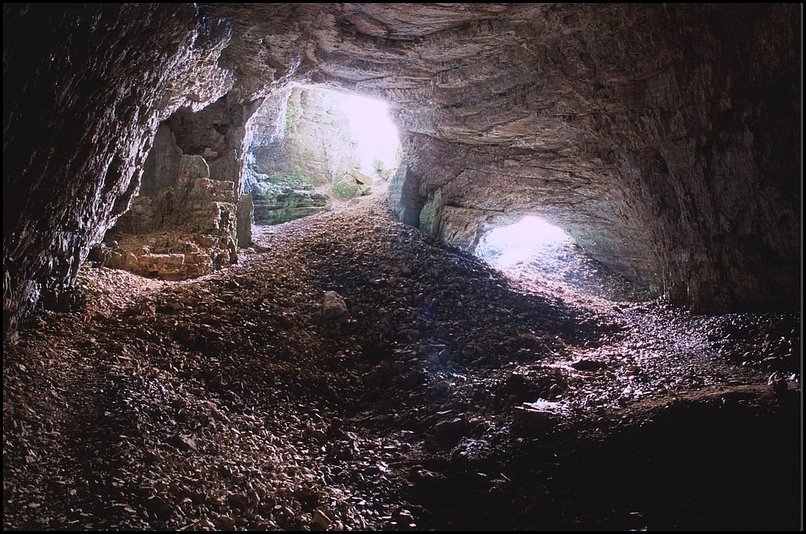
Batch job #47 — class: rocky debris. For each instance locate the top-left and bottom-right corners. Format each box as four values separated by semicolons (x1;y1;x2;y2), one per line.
513;398;569;434
145;496;171;521
708;313;800;373
3;195;800;531
332;170;373;200
433;417;467;444
502;369;561;402
767;373;790;396
250;169;329;226
170;434;198;452
102;127;239;280
100;232;237;280
322;291;349;321
311;509;332;531
40;287;86;313
331;180;360;200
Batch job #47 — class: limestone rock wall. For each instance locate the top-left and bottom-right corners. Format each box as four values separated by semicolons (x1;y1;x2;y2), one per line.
3;4;800;336
100;126;238;280
3;4;232;334
167;95;262;197
388;157;425;228
265;2;797;312
250;87;361;186
98;94;263;280
244;86;363;225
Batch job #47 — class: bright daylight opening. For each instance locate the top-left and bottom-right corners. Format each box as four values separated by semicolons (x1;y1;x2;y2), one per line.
476;214;644;300
335;92;400;177
244;86;401;226
476;215;572;268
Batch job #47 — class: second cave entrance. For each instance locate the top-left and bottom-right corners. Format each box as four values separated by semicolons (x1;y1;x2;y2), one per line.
475;215;646;301
94;85;401;281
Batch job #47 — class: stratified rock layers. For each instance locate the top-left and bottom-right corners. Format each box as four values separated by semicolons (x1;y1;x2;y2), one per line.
101;126;238;280
3;4;232;331
98;94;260;280
244;86;364;225
3;4;800;334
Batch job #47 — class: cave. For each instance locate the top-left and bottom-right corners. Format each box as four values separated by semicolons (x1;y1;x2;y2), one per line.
3;4;801;531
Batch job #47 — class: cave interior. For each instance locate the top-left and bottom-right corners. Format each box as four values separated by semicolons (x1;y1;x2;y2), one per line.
3;3;802;531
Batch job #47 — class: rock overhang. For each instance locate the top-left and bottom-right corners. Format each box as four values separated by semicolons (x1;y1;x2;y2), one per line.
2;3;800;337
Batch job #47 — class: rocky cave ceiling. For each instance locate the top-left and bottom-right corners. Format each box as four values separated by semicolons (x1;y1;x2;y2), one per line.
2;3;801;335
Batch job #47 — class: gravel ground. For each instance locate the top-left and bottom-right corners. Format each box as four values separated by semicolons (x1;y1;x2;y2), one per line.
3;193;801;530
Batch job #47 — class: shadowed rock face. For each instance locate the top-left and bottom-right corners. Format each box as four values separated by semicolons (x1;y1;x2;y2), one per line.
3;3;800;334
3;4;232;332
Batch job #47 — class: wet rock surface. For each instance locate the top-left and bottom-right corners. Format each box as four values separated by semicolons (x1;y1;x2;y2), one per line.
4;197;800;530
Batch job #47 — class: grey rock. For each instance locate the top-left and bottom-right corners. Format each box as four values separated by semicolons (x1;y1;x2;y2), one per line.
236;193;254;248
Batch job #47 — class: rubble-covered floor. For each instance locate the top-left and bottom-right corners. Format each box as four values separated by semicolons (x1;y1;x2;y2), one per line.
3;194;801;531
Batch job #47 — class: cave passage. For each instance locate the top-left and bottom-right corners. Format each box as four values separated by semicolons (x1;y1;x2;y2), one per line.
244;85;401;228
5;192;799;530
91;85;403;280
334;90;400;178
2;3;801;532
475;215;646;301
476;215;572;272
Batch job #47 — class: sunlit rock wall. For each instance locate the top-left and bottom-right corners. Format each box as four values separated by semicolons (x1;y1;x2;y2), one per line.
243;87;363;225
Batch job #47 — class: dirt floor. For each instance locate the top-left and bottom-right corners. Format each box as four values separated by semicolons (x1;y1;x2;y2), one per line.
3;192;802;531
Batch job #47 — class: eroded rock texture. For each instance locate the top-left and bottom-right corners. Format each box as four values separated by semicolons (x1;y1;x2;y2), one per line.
248;87;361;188
3;4;231;333
3;3;800;335
99;95;261;279
243;86;365;225
229;3;800;312
100;126;238;280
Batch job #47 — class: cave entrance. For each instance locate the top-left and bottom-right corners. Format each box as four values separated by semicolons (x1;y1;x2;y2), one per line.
476;215;636;300
477;215;571;268
92;87;401;282
244;86;401;226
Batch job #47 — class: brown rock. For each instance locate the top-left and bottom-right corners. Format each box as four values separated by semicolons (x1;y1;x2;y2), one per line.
311;510;332;531
571;359;608;372
322;291;348;321
434;416;467;444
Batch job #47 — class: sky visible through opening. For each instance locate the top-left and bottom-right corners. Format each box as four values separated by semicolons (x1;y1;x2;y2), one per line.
335;92;400;176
